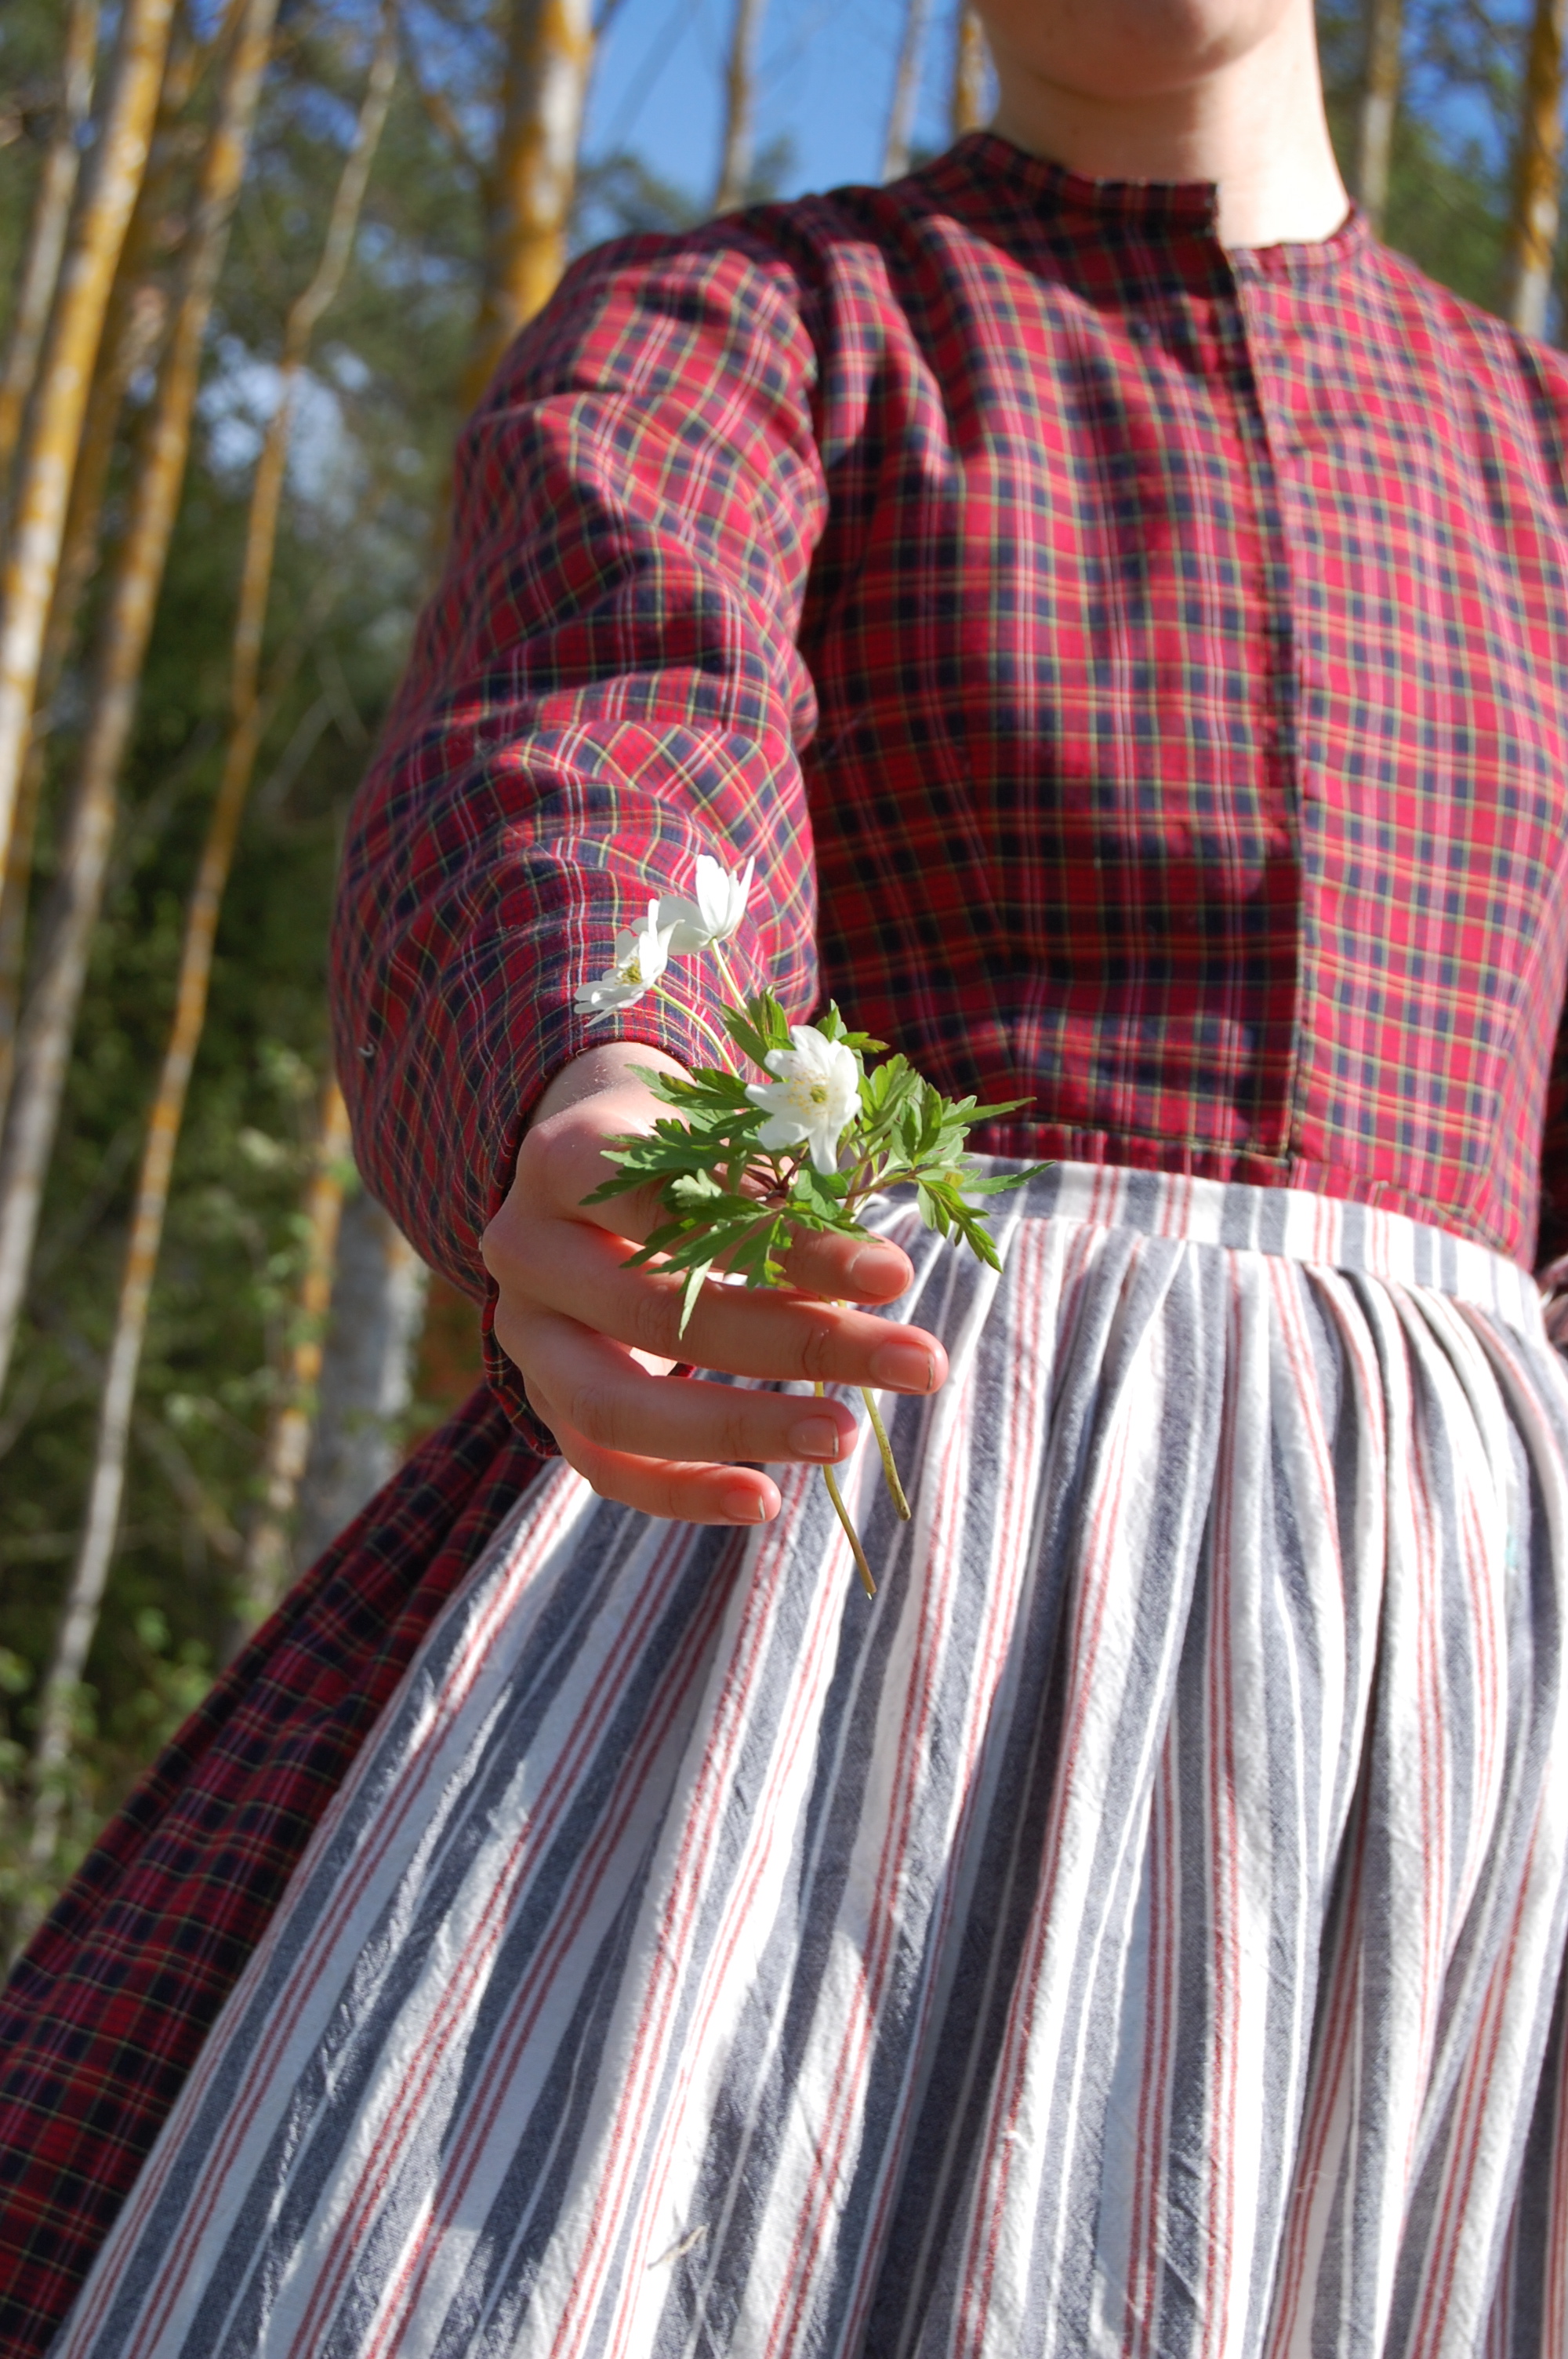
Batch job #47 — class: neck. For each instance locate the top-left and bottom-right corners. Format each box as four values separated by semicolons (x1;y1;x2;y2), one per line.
987;7;1348;249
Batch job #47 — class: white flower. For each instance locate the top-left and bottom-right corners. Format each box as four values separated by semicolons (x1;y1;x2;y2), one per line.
659;853;755;953
745;1024;861;1174
572;900;675;1020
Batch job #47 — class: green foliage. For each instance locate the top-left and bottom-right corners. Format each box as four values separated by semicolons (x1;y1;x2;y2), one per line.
0;0;1553;1910
586;990;1043;1336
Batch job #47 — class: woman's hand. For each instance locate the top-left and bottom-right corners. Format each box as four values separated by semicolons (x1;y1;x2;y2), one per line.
480;1041;948;1524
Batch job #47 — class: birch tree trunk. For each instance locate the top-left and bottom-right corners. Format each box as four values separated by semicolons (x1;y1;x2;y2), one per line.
26;1;394;1871
882;0;933;183
0;0;176;906
462;0;596;408
0;278;170;1126
712;0;768;215
292;1188;429;1569
951;3;989;138
0;22;201;1122
1509;0;1568;336
237;1079;354;1630
1353;0;1403;234
0;0;101;504
0;0;281;1417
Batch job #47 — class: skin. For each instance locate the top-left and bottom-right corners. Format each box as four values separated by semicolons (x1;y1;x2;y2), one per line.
479;0;1349;1525
983;0;1348;246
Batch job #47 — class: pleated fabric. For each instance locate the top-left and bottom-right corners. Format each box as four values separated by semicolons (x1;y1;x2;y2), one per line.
47;1165;1568;2359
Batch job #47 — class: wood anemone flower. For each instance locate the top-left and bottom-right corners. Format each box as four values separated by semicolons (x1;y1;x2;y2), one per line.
573;900;677;1019
659;852;756;951
744;1023;862;1175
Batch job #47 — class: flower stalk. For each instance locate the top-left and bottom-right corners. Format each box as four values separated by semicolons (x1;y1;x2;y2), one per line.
575;854;1047;1589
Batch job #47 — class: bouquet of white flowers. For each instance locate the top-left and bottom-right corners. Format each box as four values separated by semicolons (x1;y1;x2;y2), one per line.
575;856;1047;1593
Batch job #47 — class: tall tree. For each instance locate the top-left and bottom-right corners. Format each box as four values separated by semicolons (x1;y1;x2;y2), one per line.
952;3;988;138
0;0;281;1411
712;0;768;215
292;1189;428;1567
883;0;934;183
463;0;596;407
0;31;205;1122
1354;0;1403;233
1508;0;1568;334
0;0;177;907
25;1;395;1874
0;0;101;503
238;1078;353;1628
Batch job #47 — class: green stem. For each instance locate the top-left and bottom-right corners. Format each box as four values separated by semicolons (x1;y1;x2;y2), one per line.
861;1388;911;1519
710;941;745;1008
815;1379;876;1597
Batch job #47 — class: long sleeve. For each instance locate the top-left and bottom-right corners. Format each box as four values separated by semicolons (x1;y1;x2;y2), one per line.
1535;993;1568;1343
331;228;830;1428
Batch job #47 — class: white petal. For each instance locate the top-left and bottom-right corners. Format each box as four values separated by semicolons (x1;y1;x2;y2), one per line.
657;894;711;954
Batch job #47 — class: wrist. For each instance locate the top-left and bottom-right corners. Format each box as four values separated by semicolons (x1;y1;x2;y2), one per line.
531;1040;692;1127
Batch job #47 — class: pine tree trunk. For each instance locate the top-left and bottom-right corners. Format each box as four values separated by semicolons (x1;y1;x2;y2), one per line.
293;1187;429;1569
712;0;768;215
951;4;988;139
0;0;101;505
882;0;933;182
1509;0;1568;336
0;0;282;1417
1353;0;1403;234
462;0;596;408
26;0;394;1871
0;0;176;906
237;1078;354;1630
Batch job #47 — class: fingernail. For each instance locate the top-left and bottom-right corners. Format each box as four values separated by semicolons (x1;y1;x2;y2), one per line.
787;1414;845;1461
723;1487;768;1522
869;1340;935;1393
848;1241;906;1289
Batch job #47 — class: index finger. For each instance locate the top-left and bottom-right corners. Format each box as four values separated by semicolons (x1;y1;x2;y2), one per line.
521;1083;916;1308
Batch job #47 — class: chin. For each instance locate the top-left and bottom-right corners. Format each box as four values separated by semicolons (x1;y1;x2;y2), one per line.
978;0;1298;98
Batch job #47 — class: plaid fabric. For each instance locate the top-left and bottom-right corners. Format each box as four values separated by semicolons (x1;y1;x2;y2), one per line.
40;1170;1568;2359
0;1390;543;2359
333;133;1568;1456
10;129;1568;2356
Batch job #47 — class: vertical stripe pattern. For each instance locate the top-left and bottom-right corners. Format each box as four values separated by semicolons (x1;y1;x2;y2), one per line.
49;1165;1568;2359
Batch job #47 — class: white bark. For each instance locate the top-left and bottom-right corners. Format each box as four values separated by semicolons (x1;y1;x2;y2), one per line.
0;0;101;504
0;0;176;903
712;0;768;215
294;1189;429;1567
882;0;933;182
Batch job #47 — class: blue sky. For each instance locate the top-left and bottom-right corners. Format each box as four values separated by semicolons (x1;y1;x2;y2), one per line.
582;0;979;207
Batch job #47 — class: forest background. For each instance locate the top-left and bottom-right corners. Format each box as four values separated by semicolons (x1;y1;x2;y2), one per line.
0;0;1555;1943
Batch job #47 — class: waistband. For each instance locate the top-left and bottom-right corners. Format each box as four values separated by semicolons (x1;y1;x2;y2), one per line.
981;1158;1545;1331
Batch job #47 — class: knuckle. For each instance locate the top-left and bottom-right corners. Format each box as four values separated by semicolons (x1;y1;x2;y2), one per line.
628;1284;681;1358
796;1316;838;1384
564;1377;620;1451
716;1401;754;1463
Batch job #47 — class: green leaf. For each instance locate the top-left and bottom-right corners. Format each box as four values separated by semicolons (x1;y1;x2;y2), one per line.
677;1257;716;1336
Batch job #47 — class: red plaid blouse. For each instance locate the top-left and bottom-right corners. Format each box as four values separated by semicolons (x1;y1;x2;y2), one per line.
333;133;1568;1425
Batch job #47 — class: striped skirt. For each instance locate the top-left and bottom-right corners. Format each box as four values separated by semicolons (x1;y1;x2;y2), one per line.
49;1165;1568;2359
